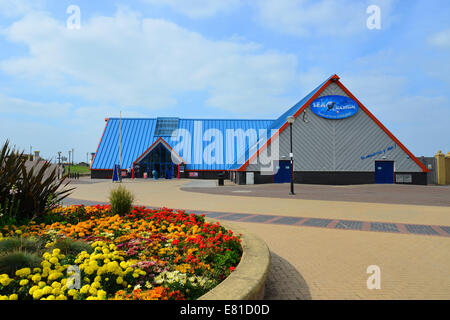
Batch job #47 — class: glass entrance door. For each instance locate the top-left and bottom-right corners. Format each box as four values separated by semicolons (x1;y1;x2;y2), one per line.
138;143;176;179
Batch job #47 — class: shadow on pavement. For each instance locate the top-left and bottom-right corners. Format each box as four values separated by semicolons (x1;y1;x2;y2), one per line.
264;251;311;300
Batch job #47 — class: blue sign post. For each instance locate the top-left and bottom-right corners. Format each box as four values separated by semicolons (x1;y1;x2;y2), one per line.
112;164;122;182
310;95;359;119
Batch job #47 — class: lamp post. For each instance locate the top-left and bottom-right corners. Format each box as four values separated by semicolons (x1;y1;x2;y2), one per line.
58;152;61;179
287;116;295;195
68;150;71;175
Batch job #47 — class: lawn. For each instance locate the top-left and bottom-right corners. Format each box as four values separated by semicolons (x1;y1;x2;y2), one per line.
66;165;90;174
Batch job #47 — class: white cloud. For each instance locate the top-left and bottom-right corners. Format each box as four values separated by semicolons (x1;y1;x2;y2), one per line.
252;0;397;37
340;72;450;155
428;28;450;49
140;0;242;18
0;0;44;18
1;7;299;115
0;92;71;117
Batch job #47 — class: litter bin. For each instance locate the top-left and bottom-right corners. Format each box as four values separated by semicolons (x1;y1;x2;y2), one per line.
217;172;225;186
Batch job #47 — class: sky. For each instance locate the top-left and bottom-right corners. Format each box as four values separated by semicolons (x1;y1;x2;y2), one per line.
0;0;449;163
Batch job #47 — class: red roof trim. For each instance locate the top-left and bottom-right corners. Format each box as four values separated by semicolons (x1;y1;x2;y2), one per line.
239;74;427;173
90;118;109;169
239;74;338;171
132;137;184;167
334;80;428;173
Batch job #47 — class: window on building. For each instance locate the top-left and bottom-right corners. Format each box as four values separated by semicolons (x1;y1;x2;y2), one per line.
154;118;179;137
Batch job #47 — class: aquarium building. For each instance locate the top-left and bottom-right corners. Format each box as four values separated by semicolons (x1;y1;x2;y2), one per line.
91;74;428;185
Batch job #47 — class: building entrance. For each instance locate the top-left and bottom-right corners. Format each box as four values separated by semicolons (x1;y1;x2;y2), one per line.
136;143;177;179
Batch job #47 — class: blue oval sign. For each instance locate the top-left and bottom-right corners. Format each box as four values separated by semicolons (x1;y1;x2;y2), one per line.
310;95;359;119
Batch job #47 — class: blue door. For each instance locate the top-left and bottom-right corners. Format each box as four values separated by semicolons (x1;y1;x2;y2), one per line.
274;160;292;183
375;161;394;184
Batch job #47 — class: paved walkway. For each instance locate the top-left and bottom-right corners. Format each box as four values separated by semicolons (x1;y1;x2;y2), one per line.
64;178;450;299
183;182;450;207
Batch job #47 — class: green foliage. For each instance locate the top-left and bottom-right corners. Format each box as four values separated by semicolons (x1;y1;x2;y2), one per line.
50;238;93;257
0;251;43;276
0;194;21;226
0;237;43;254
41;205;86;226
0;140;75;224
109;185;135;216
213;249;241;270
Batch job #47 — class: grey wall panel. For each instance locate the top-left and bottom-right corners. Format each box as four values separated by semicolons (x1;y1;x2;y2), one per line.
247;82;422;173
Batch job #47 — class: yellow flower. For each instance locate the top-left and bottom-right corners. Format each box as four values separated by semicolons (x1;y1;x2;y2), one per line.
125;267;133;273
97;290;107;299
52;288;61;296
116;277;123;285
32;289;44;300
46;295;56;300
68;289;78;296
0;277;12;286
19;279;29;286
9;294;18;300
48;272;63;281
56;294;67;300
31;274;41;283
42;286;53;295
80;284;90;294
49;257;59;265
15;268;31;277
84;267;95;275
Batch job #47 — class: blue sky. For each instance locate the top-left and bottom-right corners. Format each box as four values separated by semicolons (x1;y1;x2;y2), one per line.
0;0;449;162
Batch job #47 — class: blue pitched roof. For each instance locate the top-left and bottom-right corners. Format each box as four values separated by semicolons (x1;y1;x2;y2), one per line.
269;75;334;130
91;118;274;170
91;75;335;171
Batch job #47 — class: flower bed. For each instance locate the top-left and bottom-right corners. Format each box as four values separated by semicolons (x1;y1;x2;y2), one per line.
0;205;242;300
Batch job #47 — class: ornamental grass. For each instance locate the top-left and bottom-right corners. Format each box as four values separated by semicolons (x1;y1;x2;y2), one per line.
0;205;241;300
